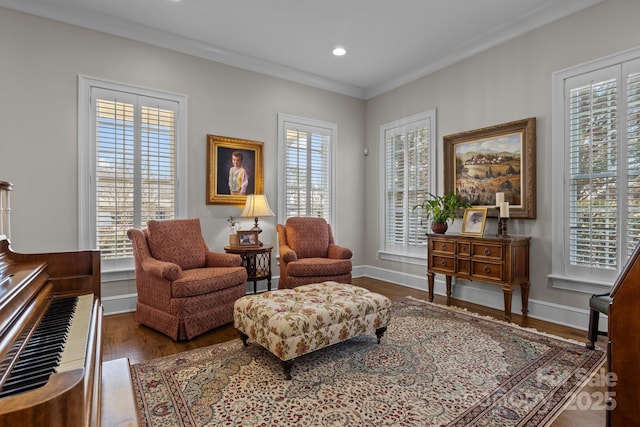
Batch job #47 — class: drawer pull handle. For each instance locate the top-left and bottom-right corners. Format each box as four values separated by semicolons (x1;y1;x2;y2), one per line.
440;259;447;266
441;244;447;250
483;266;491;273
484;248;491;255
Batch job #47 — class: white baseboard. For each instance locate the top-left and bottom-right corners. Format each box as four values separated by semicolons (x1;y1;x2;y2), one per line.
102;293;138;316
103;266;605;335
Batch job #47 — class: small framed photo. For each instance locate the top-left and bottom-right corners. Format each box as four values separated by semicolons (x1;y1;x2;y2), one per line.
461;208;488;236
237;230;259;247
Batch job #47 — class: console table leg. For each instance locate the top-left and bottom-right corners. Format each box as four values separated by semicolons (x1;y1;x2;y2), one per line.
520;282;530;319
427;272;435;302
503;286;513;322
445;275;452;306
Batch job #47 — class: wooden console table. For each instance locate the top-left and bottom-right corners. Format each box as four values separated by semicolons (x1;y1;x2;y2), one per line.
427;233;531;322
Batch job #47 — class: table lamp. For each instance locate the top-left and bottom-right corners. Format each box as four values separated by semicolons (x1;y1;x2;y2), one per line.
240;194;275;245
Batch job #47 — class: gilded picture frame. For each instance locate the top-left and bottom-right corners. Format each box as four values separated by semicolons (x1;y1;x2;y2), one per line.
206;135;264;205
443;117;536;219
461;207;488;236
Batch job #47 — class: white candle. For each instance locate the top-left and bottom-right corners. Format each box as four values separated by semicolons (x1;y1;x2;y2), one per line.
495;192;504;207
500;201;510;218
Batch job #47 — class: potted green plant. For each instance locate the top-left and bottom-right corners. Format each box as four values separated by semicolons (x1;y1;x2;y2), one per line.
412;191;471;234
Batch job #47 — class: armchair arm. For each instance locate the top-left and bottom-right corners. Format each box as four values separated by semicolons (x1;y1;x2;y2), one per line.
205;250;243;267
279;244;298;263
328;243;353;259
127;228;182;280
140;258;182;281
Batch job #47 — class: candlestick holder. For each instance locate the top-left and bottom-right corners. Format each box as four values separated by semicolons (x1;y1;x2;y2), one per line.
495;208;510;238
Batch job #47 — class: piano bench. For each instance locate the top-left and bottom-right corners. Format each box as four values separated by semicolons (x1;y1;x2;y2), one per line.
586;293;612;350
101;358;139;426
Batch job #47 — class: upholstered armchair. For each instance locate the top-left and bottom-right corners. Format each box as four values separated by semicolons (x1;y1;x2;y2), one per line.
127;218;248;340
276;217;352;289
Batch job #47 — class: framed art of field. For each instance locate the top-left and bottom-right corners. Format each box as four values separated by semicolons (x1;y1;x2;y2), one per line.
443;118;536;219
206;135;264;205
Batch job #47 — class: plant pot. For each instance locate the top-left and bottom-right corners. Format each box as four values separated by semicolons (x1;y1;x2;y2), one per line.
229;234;239;247
431;222;448;234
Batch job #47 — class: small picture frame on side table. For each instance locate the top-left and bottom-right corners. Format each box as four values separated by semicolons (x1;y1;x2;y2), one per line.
461;207;488;236
237;230;260;247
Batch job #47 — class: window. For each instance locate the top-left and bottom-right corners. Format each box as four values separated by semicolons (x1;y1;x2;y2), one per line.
277;113;336;224
379;110;436;263
78;77;187;272
551;49;640;291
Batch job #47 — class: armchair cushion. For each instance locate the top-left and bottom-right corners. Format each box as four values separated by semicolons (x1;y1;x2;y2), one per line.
147;218;206;269
286;258;352;277
171;267;249;298
285;217;329;258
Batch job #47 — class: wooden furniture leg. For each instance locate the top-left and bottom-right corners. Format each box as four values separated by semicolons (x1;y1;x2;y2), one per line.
427;272;435;302
502;285;513;322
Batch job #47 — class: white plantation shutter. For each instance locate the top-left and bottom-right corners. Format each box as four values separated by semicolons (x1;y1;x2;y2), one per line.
92;87;178;261
381;110;435;257
279;115;335;224
556;56;640;284
626;67;640;256
567;74;618;269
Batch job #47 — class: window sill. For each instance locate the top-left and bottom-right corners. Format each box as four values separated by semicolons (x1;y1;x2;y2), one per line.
549;274;613;295
378;250;426;266
101;267;135;283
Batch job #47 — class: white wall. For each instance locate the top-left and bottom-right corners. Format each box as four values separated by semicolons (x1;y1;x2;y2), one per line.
0;7;365;306
363;0;640;327
2;0;638;327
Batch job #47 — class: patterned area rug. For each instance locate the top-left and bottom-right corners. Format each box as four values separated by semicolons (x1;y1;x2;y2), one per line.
130;297;605;426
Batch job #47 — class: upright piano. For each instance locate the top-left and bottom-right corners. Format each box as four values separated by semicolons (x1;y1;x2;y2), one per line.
607;242;640;425
0;236;102;426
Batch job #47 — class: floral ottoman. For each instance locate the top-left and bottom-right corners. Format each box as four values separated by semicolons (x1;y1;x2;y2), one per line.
233;281;391;379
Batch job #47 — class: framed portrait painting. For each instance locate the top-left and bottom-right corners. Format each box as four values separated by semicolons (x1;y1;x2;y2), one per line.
443;118;536;219
206;135;264;205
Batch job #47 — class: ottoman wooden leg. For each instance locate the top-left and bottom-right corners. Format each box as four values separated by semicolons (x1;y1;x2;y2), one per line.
282;359;294;380
239;331;249;346
376;326;387;343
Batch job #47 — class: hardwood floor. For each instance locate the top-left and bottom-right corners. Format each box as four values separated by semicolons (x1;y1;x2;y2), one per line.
103;277;606;426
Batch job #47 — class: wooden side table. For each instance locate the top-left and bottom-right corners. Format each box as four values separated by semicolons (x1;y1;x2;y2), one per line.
224;245;272;294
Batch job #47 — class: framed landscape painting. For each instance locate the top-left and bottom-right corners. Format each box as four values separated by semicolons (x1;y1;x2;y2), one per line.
443;118;536;219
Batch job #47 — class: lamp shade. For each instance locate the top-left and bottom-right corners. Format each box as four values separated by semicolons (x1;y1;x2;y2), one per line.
240;194;275;219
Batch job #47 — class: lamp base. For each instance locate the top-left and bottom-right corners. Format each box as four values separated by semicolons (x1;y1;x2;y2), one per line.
251;217;264;246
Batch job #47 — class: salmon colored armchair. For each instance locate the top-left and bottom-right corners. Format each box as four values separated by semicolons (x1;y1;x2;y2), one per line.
276;217;352;289
127;218;247;340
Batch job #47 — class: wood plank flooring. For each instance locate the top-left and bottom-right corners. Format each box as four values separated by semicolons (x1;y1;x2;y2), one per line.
102;277;606;426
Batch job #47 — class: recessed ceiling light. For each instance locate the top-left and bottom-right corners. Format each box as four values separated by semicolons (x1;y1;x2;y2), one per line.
332;47;347;57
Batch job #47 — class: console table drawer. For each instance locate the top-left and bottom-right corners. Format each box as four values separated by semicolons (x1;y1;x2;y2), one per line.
456;241;471;255
471;243;503;260
431;239;455;254
431;255;455;273
471;261;503;281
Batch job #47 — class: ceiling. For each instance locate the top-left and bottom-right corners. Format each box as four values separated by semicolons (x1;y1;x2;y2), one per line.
1;0;602;99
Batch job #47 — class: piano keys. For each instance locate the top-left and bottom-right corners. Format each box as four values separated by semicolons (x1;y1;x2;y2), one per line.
0;295;93;398
0;236;103;427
